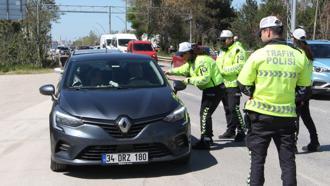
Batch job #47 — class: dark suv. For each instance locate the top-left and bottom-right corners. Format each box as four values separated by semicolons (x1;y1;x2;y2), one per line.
40;53;191;172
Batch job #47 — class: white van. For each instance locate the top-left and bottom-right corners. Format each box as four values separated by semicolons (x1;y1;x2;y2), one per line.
111;33;137;52
100;34;114;49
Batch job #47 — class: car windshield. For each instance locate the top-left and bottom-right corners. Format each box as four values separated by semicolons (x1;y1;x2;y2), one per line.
133;44;153;51
118;39;133;47
58;47;69;51
106;39;112;46
309;44;330;58
65;59;165;89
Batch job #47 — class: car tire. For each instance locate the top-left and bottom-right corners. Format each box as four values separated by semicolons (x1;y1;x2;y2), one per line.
172;153;190;165
50;159;67;172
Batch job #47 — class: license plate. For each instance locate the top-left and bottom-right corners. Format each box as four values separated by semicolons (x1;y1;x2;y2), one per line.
101;152;148;165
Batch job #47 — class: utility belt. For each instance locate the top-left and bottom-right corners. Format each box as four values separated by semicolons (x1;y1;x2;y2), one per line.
203;83;225;97
244;110;296;130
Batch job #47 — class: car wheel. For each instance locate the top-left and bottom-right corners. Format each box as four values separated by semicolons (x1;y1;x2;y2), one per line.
172;153;190;165
50;159;67;172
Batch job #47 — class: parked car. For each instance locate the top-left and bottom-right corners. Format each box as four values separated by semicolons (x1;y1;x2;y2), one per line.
39;52;191;172
111;33;137;52
127;40;158;62
286;40;330;98
171;46;217;68
307;40;330;98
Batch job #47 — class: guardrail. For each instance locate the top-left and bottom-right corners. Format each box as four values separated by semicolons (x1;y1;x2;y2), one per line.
158;56;172;63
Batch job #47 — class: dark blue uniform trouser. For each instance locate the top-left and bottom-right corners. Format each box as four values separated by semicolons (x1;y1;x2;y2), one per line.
295;100;319;145
222;87;245;133
246;111;297;186
200;83;225;138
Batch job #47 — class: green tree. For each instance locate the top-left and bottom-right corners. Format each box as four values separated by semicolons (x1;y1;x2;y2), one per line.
232;0;259;49
0;0;59;72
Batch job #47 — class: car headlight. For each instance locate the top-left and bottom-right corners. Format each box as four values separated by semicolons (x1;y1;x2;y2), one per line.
163;106;187;123
313;66;330;72
53;108;83;130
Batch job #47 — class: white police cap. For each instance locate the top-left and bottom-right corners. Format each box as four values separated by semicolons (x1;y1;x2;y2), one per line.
178;42;193;53
220;30;234;38
292;28;306;40
259;16;283;29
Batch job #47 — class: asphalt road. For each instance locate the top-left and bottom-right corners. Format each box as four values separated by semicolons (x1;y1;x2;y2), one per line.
0;69;329;186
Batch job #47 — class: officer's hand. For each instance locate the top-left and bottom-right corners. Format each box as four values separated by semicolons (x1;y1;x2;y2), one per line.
164;70;171;75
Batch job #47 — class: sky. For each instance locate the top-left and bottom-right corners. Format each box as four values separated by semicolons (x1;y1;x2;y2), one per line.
51;0;249;41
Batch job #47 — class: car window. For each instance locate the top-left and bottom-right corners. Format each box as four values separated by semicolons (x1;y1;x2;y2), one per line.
133;44;153;51
58;47;69;51
118;39;133;47
309;44;330;58
106;39;112;46
65;59;165;89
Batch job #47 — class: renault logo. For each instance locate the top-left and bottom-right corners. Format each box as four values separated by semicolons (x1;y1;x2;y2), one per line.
117;117;132;133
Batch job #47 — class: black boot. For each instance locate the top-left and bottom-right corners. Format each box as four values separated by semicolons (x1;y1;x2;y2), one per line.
192;137;211;150
218;130;235;139
234;131;246;142
302;142;320;152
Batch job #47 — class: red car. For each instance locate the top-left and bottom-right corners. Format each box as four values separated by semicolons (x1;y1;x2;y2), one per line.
127;40;158;61
171;46;217;68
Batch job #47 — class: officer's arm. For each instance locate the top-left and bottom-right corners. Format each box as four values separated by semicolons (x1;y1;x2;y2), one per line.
168;62;190;77
187;62;210;86
296;56;313;102
216;56;225;74
222;49;247;76
296;86;312;102
237;52;257;96
238;81;255;97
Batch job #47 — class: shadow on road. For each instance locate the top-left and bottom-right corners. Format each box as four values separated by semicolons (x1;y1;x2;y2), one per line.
297;144;330;154
64;136;217;179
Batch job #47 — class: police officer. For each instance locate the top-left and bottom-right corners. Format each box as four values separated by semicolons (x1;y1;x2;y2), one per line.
292;28;320;152
237;16;311;185
216;30;247;142
165;42;225;149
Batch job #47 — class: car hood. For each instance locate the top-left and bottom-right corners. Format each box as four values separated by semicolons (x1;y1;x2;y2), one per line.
313;58;330;68
58;86;179;120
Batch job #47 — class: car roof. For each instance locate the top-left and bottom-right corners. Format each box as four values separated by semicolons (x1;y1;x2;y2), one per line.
70;52;153;61
306;40;330;44
129;40;152;44
72;48;121;56
287;39;330;44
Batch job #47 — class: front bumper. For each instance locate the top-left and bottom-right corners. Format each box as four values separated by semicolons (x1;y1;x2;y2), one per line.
50;120;191;166
312;80;330;98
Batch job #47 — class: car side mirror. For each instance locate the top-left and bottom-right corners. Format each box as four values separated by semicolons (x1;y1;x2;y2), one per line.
173;80;186;93
39;84;55;96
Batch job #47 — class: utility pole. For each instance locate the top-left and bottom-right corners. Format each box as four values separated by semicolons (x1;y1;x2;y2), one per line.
125;0;127;32
109;6;111;33
313;0;319;40
189;10;192;43
291;0;296;34
6;0;9;20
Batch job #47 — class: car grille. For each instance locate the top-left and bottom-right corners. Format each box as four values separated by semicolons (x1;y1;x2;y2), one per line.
77;143;172;161
83;115;165;139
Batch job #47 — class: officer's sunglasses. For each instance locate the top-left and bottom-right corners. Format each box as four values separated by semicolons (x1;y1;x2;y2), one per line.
218;38;227;43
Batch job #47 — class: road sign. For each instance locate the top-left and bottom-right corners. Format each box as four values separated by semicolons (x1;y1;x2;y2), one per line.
0;0;26;21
